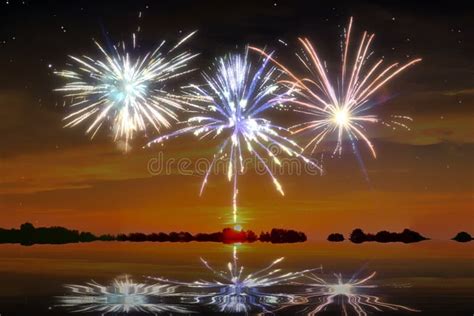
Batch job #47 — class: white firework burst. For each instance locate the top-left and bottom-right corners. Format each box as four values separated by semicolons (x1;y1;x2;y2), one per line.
251;17;421;158
55;31;198;151
146;49;321;224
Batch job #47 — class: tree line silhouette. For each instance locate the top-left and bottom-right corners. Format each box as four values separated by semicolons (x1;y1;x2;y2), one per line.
0;223;306;245
0;223;114;245
1;223;470;245
327;228;428;243
106;228;307;243
326;229;473;243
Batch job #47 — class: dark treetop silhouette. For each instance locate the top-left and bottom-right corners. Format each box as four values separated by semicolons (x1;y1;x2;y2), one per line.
349;228;428;243
452;232;473;242
327;233;345;242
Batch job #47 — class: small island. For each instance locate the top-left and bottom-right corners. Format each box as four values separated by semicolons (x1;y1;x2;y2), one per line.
0;223;306;245
349;228;428;243
452;232;473;242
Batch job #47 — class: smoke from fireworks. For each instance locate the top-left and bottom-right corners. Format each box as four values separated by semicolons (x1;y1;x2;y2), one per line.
55;31;198;151
300;271;419;315
150;245;315;314
57;275;191;314
251;17;421;158
146;49;321;224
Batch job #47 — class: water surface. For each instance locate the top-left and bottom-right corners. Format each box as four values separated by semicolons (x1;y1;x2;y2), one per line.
0;241;472;315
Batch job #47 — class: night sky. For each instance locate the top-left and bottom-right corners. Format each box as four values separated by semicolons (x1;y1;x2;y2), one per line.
0;0;472;239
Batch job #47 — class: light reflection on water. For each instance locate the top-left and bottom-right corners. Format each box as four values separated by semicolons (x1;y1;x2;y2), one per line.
145;245;317;314
56;272;419;315
0;241;473;315
58;275;193;314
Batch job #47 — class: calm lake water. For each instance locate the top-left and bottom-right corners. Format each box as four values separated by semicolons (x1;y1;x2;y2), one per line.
0;241;472;315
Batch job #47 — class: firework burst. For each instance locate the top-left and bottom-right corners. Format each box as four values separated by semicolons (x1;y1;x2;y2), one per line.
146;49;321;224
251;17;421;158
150;246;315;314
57;275;192;314
55;31;198;151
300;271;419;315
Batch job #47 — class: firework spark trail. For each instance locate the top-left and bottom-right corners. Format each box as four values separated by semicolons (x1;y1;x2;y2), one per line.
57;275;192;314
55;31;198;151
250;17;421;158
146;49;321;224
299;271;420;316
149;245;316;314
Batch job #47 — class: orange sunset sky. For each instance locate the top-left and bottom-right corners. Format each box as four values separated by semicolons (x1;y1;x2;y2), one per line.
1;86;472;239
0;1;472;240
